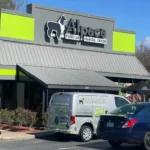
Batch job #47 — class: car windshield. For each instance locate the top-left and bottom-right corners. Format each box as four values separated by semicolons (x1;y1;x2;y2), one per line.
110;104;145;115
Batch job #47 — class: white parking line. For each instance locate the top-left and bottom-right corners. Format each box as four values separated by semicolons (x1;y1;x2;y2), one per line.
59;147;77;150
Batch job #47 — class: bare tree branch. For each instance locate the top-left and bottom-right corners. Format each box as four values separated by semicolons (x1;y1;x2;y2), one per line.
13;0;28;12
136;42;150;72
0;0;16;10
0;0;28;12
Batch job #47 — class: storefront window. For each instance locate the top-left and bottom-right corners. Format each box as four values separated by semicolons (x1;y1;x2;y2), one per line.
24;82;43;112
0;81;16;109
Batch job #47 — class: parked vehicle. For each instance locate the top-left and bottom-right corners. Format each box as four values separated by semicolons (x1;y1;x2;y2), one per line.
47;92;130;142
99;102;150;150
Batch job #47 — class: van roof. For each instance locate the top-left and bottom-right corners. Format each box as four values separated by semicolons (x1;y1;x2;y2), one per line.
53;92;121;97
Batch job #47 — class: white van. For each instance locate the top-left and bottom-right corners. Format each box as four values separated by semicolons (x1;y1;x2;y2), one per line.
47;92;130;142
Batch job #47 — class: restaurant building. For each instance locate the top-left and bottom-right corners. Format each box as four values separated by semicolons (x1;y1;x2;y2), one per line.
0;4;149;113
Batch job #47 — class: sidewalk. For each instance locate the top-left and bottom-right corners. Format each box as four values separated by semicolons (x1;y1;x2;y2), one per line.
0;130;51;140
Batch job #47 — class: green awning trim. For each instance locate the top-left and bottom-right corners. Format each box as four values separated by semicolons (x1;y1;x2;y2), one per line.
0;69;16;76
0;69;26;76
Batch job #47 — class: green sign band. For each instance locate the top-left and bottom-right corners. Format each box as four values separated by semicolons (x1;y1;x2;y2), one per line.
0;69;16;76
0;13;34;41
0;69;26;76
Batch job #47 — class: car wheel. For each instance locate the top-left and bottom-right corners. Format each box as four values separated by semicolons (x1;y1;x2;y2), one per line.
80;125;93;142
108;140;122;147
143;132;150;150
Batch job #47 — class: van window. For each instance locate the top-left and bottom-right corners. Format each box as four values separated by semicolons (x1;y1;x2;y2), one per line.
51;95;71;106
115;97;129;107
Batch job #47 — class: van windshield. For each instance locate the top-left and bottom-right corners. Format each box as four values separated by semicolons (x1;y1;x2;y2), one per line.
110;104;145;115
51;95;71;106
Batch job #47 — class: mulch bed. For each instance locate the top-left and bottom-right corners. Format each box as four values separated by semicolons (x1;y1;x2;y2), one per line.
0;124;45;133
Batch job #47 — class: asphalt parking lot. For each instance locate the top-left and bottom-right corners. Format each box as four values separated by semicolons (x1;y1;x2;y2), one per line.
0;135;142;150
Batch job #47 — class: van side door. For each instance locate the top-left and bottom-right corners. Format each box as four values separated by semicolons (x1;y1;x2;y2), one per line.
74;95;93;134
91;95;107;132
92;95;107;117
75;95;93;117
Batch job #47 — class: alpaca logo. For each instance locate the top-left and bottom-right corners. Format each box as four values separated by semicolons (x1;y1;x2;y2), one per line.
46;15;107;45
47;15;67;40
79;98;84;104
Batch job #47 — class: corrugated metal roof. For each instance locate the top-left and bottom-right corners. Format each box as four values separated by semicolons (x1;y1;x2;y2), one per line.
17;65;120;90
0;40;149;78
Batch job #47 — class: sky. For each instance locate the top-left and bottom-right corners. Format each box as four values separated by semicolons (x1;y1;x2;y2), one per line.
28;0;150;47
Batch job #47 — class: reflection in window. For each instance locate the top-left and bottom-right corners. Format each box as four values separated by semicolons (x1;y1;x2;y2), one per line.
115;97;129;107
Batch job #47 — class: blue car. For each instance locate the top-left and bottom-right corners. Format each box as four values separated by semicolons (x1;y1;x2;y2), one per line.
99;102;150;150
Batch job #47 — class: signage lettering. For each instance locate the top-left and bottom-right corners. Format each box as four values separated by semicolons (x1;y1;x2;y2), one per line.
66;18;76;34
65;34;80;41
46;15;107;44
87;27;94;37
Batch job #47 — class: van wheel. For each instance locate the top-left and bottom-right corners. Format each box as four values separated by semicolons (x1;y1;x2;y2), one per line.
143;131;150;150
108;140;122;147
80;125;93;142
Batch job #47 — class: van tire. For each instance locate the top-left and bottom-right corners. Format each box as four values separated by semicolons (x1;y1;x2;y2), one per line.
80;125;93;142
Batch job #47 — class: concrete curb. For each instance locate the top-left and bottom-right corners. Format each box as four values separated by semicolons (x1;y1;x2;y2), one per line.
0;131;52;140
0;136;35;140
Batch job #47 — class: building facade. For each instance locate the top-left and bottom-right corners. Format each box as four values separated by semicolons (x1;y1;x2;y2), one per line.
0;4;149;113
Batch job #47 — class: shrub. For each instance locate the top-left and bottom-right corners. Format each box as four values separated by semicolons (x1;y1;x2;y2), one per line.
0;109;13;125
26;110;37;129
36;116;42;127
0;107;44;129
36;112;48;128
11;108;37;128
42;112;48;127
11;107;29;126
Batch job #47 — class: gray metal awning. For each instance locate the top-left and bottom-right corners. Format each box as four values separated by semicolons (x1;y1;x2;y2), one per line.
17;65;121;91
0;40;150;80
